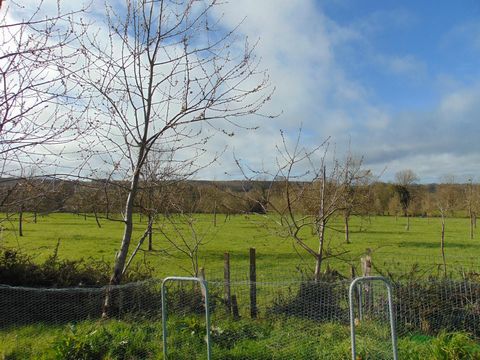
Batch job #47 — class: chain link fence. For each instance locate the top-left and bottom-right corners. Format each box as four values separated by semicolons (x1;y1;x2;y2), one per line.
2;274;480;359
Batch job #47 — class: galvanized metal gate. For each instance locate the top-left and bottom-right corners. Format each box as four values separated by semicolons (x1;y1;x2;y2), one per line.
349;276;398;360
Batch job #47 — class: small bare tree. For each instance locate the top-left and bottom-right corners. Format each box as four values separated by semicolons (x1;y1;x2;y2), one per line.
341;155;372;244
157;194;213;277
465;178;479;240
239;131;368;281
394;169;419;231
436;178;458;277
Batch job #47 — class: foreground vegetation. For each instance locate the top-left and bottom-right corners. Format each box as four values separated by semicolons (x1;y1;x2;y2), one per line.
3;316;480;360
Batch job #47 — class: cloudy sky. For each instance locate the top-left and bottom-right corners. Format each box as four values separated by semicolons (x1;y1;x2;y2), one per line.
5;0;480;183
204;0;480;183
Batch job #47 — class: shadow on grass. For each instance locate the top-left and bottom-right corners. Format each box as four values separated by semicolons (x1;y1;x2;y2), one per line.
398;241;477;249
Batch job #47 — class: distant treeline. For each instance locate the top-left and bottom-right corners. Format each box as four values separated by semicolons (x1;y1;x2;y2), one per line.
0;177;478;219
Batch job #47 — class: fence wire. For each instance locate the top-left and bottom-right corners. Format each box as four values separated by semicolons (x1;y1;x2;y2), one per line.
1;276;480;359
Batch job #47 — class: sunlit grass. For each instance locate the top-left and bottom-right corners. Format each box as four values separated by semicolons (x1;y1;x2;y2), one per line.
1;213;477;280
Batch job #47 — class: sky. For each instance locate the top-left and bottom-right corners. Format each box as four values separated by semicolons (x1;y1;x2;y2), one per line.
4;0;480;183
205;0;480;183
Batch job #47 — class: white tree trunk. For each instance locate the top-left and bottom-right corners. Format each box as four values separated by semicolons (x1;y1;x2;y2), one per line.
102;169;141;317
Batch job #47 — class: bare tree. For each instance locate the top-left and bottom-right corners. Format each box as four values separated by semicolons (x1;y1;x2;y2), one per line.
436;178;458;277
72;0;271;315
465;178;479;240
239;131;367;281
157;195;213;277
394;169;419;231
341;155;372;244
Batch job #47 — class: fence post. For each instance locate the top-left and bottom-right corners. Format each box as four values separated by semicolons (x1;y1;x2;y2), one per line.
231;294;240;320
249;247;257;319
361;249;373;316
224;252;231;314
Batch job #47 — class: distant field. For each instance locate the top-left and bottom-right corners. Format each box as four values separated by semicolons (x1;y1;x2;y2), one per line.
1;212;478;280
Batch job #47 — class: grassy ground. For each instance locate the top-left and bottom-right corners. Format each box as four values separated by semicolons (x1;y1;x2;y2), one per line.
1;213;478;279
3;316;479;359
2;213;480;359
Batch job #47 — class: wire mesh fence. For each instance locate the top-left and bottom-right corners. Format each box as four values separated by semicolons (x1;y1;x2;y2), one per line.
2;274;480;359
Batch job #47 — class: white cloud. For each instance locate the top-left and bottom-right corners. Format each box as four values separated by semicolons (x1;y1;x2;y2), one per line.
201;0;389;179
379;54;427;79
443;21;480;53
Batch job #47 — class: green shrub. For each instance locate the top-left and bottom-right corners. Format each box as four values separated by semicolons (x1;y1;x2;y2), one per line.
394;280;480;337
210;319;271;349
52;321;159;360
268;277;348;322
0;246;151;287
53;325;112;360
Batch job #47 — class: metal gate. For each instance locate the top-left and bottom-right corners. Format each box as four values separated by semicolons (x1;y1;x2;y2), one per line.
349;276;398;360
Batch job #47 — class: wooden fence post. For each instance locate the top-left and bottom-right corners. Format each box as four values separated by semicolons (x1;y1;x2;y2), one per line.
249;248;257;319
231;295;240;320
361;251;372;277
224;252;231;314
361;249;373;315
199;267;206;280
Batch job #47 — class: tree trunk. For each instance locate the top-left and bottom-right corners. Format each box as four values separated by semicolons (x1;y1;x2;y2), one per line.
441;215;446;277
314;219;325;281
470;211;474;240
103;169;141;318
94;209;101;228
314;233;323;281
314;167;326;282
148;213;153;251
34;211;37;224
405;214;410;231
213;201;217;227
344;212;350;244
18;206;24;237
314;221;325;281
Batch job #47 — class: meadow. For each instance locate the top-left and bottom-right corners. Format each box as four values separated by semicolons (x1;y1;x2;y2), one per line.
2;213;480;359
1;212;478;280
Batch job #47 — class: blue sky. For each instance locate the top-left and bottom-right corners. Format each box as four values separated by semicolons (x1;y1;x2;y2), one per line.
323;0;480;111
208;0;480;183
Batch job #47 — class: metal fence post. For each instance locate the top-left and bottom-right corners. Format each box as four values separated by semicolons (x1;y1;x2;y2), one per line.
349;276;398;360
161;276;212;360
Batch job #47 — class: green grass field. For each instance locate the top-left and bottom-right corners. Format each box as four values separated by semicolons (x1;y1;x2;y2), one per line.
2;213;480;359
1;212;478;280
